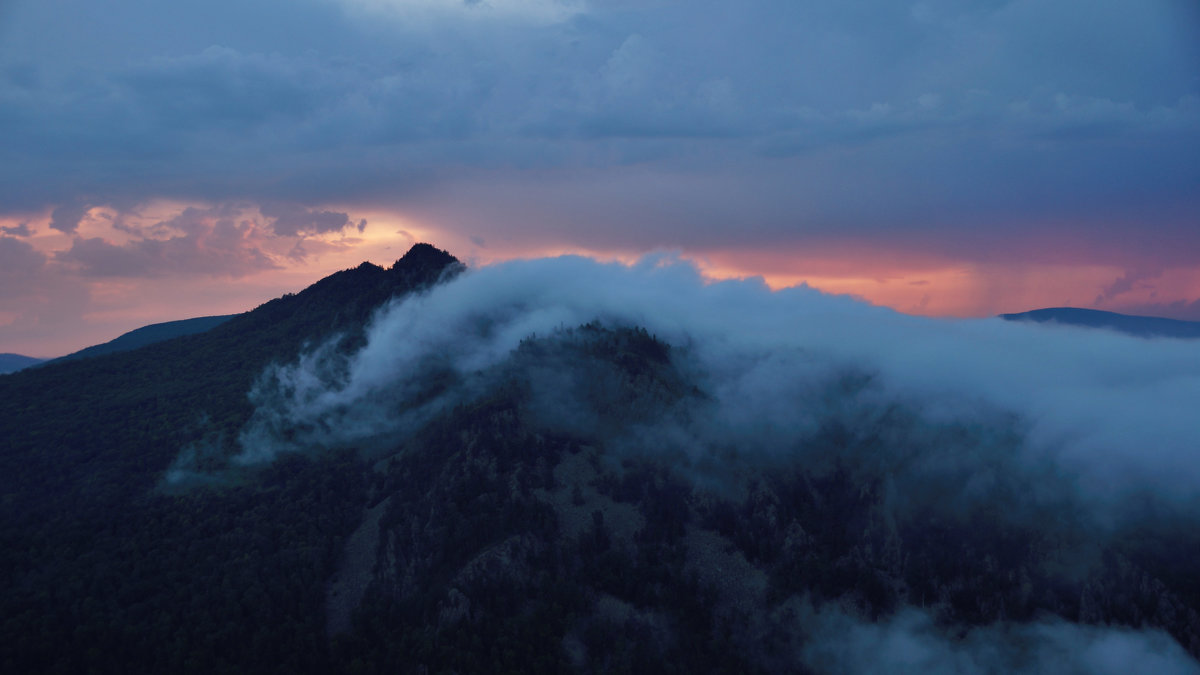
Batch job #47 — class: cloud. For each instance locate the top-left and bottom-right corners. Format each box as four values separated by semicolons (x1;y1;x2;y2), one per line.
0;223;32;237
232;254;1200;524
48;203;90;234
1095;266;1164;305
1;0;1194;231
331;0;584;25
0;235;91;356
44;201;371;279
802;607;1200;675
54;205;281;278
0;236;47;296
260;202;362;237
1111;298;1200;323
0;197;382;354
185;252;1200;668
120;46;330;132
0;0;1197;342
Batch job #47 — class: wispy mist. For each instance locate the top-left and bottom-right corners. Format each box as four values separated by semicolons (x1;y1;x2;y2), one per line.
215;253;1200;669
236;254;1200;513
802;607;1200;675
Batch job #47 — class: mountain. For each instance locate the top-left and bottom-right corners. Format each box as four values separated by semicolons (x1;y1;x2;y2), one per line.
0;353;43;375
1001;307;1200;339
1;244;1198;674
48;315;238;364
0;243;463;673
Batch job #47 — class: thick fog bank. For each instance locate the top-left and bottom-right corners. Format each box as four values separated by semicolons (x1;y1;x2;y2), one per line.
234;254;1200;515
179;253;1200;669
803;607;1200;675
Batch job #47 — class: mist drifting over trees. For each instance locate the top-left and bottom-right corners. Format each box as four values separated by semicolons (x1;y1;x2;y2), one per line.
215;253;1200;672
4;246;1199;673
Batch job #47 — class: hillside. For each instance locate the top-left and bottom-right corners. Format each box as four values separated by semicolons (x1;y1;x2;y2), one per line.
1000;307;1200;339
1;246;1198;674
0;244;462;673
49;315;238;364
0;353;43;375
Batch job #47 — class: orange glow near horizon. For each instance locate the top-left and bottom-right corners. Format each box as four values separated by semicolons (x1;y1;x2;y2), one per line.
677;247;1200;320
391;219;1200;322
4;203;1200;357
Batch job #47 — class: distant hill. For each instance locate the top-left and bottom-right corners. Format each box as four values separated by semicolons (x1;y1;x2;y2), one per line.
0;353;44;375
49;315;237;364
1000;307;1200;339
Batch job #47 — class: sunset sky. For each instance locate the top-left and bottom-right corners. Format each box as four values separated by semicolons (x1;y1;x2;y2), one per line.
1;0;1198;357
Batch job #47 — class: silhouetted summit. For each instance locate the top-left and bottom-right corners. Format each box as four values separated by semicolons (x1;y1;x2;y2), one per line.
391;242;461;277
214;243;461;356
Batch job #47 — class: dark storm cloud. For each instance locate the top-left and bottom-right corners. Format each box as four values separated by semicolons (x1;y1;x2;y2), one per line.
260;202;361;237
48;203;90;234
119;46;329;131
0;223;32;237
0;0;1196;264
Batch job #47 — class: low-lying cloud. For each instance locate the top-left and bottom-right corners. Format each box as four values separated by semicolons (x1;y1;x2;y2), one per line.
803;607;1200;675
233;254;1200;514
199;252;1200;668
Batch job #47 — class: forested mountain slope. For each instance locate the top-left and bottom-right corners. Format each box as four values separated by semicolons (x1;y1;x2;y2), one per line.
0;244;460;673
49;315;238;365
2;245;1198;674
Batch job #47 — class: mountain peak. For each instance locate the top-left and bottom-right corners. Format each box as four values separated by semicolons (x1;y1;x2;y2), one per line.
391;243;461;276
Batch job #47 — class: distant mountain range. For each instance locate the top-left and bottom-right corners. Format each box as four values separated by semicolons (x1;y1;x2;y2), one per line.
48;314;238;365
0;315;236;375
0;353;44;375
1001;307;1200;339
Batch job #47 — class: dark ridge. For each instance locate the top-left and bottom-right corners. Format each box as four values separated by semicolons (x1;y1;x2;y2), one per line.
0;240;461;513
214;243;462;356
1000;307;1200;339
0;353;43;375
48;315;237;365
391;242;462;277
